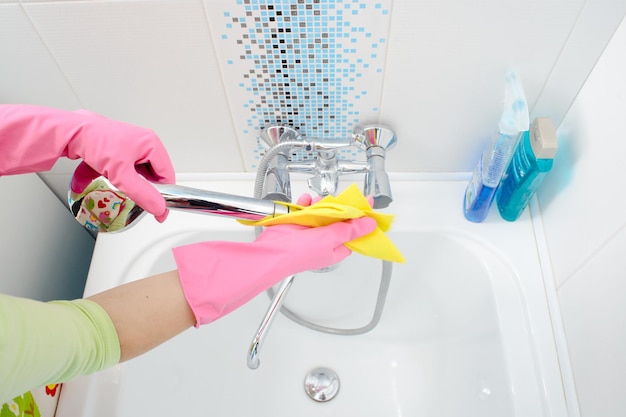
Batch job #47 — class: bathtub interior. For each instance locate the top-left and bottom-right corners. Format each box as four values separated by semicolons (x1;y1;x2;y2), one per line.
55;178;567;417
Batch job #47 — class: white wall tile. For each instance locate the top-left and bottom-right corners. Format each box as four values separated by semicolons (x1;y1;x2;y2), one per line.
0;3;81;108
380;0;623;172
538;16;626;286
532;0;626;123
21;0;242;175
557;226;626;417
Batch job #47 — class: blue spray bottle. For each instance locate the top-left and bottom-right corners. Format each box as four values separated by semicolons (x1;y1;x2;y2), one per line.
496;117;558;221
463;72;529;222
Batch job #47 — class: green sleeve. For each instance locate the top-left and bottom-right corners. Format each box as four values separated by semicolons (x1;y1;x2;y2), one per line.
0;294;121;403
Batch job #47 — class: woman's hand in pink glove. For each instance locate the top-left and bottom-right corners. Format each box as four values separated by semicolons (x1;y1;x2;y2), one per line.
65;109;175;221
0;104;175;222
173;215;377;326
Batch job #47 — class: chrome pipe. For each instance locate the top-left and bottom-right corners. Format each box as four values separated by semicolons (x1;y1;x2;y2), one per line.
247;275;296;369
155;183;290;221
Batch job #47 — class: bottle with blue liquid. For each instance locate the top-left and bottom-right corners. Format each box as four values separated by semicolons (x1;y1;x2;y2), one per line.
463;72;529;222
496;117;558;221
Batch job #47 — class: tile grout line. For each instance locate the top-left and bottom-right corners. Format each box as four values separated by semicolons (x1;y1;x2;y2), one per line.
529;195;581;417
372;0;394;123
19;1;86;108
528;0;587;119
200;0;249;172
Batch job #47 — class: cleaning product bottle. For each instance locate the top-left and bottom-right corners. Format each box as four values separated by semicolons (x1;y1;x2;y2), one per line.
495;117;558;221
463;71;529;222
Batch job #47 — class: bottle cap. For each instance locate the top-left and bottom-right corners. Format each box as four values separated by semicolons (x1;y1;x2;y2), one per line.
530;117;558;159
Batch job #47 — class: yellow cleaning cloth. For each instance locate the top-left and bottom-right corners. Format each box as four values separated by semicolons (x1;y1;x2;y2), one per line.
238;183;405;263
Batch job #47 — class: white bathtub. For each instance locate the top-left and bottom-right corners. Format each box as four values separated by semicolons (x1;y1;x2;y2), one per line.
56;174;571;417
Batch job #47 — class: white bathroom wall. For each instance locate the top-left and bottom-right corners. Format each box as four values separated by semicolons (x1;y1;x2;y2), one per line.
537;16;626;417
0;0;624;200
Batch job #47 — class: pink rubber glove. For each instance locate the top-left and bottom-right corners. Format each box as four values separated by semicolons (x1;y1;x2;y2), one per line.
173;216;377;326
0;104;175;222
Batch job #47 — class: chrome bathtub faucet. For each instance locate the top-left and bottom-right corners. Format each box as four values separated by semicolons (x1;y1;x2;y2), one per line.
258;123;397;208
247;123;397;369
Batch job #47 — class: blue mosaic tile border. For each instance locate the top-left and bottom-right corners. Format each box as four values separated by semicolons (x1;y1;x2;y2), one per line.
221;0;389;164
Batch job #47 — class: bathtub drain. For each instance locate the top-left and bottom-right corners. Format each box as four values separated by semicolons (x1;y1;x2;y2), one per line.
304;367;340;402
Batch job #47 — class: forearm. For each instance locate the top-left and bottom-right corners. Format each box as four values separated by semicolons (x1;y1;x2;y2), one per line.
0;270;195;403
88;270;196;362
0;294;120;403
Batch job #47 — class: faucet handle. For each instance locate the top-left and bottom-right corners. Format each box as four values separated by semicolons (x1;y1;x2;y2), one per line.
352;125;396;209
352;125;397;151
259;125;301;149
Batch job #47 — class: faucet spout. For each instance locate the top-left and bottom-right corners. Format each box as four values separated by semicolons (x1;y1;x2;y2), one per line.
247;275;295;369
306;150;340;196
